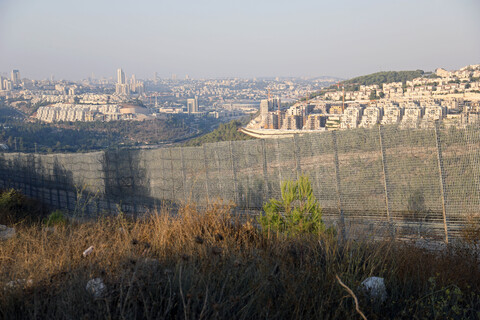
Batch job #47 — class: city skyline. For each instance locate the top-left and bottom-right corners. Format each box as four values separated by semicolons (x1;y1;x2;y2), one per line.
1;0;479;80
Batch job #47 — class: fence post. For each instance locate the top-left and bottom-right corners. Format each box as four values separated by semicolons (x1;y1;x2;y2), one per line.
160;150;166;201
169;148;175;202
0;154;5;189
434;121;449;244
229;141;238;205
332;131;345;240
261;139;269;203
180;147;188;203
203;144;210;204
292;134;302;179
57;188;61;209
275;139;283;190
464;125;480;213
40;161;45;204
66;189;71;212
127;151;137;214
378;125;391;224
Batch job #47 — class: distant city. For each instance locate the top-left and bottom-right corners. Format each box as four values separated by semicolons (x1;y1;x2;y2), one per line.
0;68;338;123
1;65;480;139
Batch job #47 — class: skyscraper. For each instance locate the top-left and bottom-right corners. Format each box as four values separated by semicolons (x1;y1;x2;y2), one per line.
117;68;126;85
187;97;199;114
11;70;20;85
116;68;128;95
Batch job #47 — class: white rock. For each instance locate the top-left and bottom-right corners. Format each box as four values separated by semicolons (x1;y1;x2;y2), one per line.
4;279;33;291
0;225;15;241
360;277;387;303
82;246;94;257
86;278;106;299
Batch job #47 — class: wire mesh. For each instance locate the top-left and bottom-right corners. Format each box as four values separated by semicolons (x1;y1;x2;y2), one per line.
1;122;480;241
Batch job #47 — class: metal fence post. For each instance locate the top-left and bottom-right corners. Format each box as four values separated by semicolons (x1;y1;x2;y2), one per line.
169;148;175;202
464;125;480;213
160;151;166;201
434;121;449;244
203;144;210;204
66;189;71;212
57;188;61;209
180;147;188;203
275;139;283;190
332;131;345;240
127;151;137;214
261;139;270;203
229;141;238;204
292;134;302;179
378;125;392;224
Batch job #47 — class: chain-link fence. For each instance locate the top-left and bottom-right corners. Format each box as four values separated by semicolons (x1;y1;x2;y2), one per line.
1;122;479;242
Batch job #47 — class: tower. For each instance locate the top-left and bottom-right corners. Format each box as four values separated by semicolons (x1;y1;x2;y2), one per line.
11;70;20;85
187;97;199;114
117;68;126;85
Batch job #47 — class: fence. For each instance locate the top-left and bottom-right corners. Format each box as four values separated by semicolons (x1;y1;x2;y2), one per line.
1;121;480;242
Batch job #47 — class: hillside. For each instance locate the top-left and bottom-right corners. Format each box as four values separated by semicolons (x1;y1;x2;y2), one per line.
0;115;209;153
342;70;425;87
184;119;254;146
307;70;427;99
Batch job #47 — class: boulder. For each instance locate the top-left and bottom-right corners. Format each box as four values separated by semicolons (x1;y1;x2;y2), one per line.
360;277;387;303
0;225;15;241
86;278;106;299
4;279;33;291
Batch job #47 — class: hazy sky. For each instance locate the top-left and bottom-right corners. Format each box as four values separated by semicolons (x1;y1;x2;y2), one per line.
0;0;479;80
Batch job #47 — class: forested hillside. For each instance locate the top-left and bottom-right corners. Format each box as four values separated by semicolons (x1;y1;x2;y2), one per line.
183;120;253;146
342;70;425;87
0;114;210;153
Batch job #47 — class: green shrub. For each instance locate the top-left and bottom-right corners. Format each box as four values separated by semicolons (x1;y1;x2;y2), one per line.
0;188;25;211
0;189;49;225
0;188;27;224
259;175;325;235
45;210;67;227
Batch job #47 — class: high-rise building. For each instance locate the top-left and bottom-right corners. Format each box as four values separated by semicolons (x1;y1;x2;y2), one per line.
3;79;12;91
116;68;129;95
117;68;126;85
260;98;281;127
11;70;20;85
130;74;137;91
187;97;199;114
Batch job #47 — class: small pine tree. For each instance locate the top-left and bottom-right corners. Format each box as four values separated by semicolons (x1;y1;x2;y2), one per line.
259;175;325;236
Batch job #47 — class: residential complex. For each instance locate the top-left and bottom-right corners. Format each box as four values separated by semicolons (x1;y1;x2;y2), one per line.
245;64;480;135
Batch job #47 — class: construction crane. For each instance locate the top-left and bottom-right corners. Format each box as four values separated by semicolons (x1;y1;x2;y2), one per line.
336;81;345;113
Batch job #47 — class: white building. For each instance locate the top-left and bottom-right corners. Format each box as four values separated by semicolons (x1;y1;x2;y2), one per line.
359;106;382;128
401;106;423;129
187;97;199;114
341;105;363;129
381;106;403;125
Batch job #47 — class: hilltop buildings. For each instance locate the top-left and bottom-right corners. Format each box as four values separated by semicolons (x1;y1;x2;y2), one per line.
245;64;480;136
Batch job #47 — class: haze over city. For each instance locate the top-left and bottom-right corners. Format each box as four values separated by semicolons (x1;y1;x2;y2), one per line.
1;0;479;80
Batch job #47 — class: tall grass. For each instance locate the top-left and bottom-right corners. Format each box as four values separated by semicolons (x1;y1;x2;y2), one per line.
1;203;480;319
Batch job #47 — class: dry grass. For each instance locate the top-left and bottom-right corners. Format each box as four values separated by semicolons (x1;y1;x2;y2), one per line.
1;203;480;319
